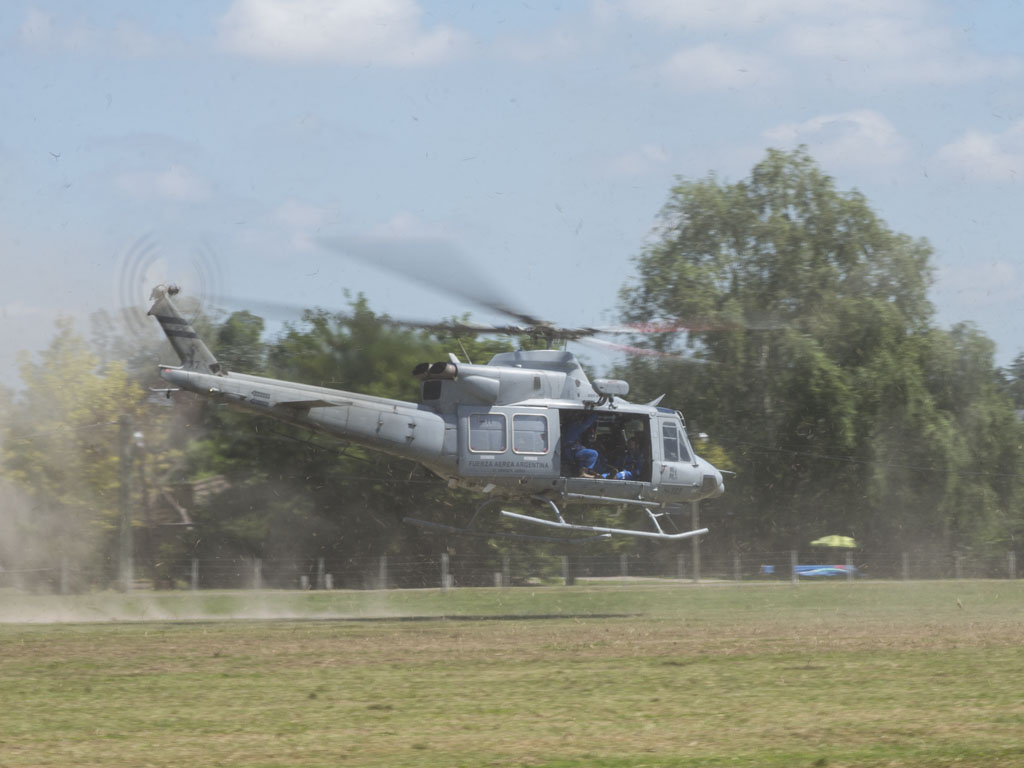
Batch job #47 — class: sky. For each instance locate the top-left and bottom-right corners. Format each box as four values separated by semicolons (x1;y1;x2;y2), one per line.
2;0;1024;388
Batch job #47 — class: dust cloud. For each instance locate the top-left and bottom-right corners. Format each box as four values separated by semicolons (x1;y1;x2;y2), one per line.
0;589;414;625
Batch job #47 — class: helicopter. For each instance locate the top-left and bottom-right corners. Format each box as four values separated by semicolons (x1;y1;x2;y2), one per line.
147;275;724;542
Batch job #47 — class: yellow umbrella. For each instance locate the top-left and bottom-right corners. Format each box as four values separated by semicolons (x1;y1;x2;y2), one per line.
810;535;857;548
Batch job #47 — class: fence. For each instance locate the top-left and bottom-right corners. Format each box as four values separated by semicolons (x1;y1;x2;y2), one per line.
1;548;1020;593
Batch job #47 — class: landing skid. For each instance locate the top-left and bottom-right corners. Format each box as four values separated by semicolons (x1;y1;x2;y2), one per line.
502;497;708;541
406;496;708;543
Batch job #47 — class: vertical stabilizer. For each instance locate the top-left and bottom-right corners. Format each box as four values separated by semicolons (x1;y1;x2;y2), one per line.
148;284;222;374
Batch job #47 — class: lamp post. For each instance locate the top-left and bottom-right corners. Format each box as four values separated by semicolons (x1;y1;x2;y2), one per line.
118;417;145;592
118;415;133;591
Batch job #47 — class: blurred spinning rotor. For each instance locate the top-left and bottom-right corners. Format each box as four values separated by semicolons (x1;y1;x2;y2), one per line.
315;234;742;356
115;233;223;341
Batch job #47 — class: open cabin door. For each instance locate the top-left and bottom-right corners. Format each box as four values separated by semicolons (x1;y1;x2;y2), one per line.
558;409;653;481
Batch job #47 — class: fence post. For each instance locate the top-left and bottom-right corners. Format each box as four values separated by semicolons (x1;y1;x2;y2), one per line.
378;554;388;590
253;557;262;590
316;557;325;590
901;552;910;581
845;552;854;582
562;555;575;586
502;554;510;588
324;573;333;590
691;502;701;583
191;558;199;590
733;553;741;582
1009;551;1017;580
790;550;799;585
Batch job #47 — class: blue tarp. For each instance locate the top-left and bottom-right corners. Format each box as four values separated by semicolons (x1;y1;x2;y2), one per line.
759;564;859;577
794;564;858;577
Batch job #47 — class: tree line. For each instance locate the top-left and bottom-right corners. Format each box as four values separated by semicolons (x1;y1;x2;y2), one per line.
3;148;1023;588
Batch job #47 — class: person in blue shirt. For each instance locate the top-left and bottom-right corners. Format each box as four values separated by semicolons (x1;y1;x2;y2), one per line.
563;412;600;477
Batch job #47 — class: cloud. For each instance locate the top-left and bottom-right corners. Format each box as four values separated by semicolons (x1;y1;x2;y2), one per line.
218;0;465;66
274;199;337;249
661;43;779;90
783;16;1022;86
370;212;453;239
607;144;671;176
116;165;211;202
622;0;915;29
20;8;57;45
623;1;1020;89
0;301;51;320
764;110;907;169
934;121;1024;182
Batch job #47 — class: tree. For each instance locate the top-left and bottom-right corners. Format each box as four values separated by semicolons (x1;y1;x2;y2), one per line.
620;147;1023;556
214;310;266;373
0;318;148;585
1002;352;1024;410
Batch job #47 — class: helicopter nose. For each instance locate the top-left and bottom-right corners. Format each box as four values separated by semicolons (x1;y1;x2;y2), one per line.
697;459;725;498
700;471;724;497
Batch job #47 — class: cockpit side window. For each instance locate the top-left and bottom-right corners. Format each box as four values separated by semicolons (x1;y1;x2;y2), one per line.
662;421;691;463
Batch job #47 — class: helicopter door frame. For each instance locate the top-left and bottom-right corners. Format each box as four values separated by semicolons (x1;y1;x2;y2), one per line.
457;405;558;478
558;408;654;482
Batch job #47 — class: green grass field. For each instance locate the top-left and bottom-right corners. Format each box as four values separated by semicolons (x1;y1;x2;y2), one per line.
1;581;1022;767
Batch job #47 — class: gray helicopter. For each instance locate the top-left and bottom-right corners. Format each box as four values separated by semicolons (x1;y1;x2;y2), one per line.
148;280;723;542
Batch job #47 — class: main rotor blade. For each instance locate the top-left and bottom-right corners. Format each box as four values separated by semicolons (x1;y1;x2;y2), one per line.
316;234;545;327
207;293;332;321
382;318;528;336
592;317;785;335
577;336;712;362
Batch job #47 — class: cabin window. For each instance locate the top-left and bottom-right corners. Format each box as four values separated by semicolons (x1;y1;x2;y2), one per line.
512;414;548;454
662;422;690;463
469;413;507;453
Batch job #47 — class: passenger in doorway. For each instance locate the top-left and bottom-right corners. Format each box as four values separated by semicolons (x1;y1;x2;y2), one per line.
564;413;600;478
610;435;645;480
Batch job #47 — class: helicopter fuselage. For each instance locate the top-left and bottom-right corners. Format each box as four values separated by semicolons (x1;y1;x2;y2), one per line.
157;355;724;508
149;285;724;526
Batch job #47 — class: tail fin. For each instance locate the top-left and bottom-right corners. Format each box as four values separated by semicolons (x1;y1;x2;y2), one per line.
147;284;223;374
